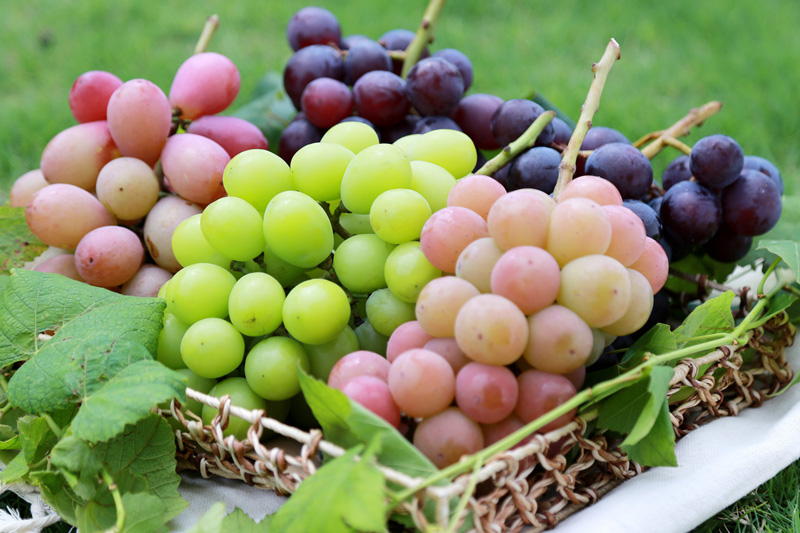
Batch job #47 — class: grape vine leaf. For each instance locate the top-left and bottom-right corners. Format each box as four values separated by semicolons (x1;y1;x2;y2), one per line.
757;240;800;281
51;436;103;501
233;72;296;154
672;290;735;349
620;399;678;467
0;206;47;274
0;449;29;483
621;366;674;446
620;323;678;368
186;503;272;533
667;253;738;289
17;415;59;466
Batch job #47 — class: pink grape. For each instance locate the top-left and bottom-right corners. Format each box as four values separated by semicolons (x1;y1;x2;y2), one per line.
557;175;623;206
446;174;507;220
340;376;401;428
388;349;455;418
169;52;241;119
327;350;390;390
26;184;115;249
386;321;433;363
143;195;203;272
420;206;488;273
603;205;647;266
455;237;504;293
546;197;612;267
487;189;554;250
40;121;120;190
454;294;529;366
95;157;161;220
515;370;577;434
74;226;144;287
524;305;593;374
455;362;518;424
562;365;586;390
121;264;173;297
629;237;669;294
423;337;470;373
601;269;654;336
558;255;632;328
161;133;230;205
33;254;84;282
9;169;48;208
412;407;484;468
186;115;269;157
490;246;561;314
69;70;123;123
107;79;172;167
415;276;480;337
481;413;532;448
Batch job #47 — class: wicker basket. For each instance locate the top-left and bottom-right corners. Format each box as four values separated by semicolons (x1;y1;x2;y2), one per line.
160;311;796;532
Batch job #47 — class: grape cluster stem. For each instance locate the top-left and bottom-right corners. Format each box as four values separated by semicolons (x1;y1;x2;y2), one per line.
400;0;448;78
639;101;722;159
194;15;220;55
475;111;555;176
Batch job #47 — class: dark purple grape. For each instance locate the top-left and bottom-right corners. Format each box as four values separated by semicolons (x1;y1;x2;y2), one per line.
584;142;653;199
286;7;341;52
632;290;670;339
648;195;664;216
721;169;782;236
588;346;622;371
490;99;555;148
343;40;392;85
662;154;692;190
689;134;744;189
412;116;461;135
551;117;573;145
283;45;344;109
508;147;561;193
278;118;322;163
352;71;410;126
660;180;722;247
743;155;784;195
379;29;430;76
702;224;753;262
661;234;692;263
580;127;630;150
340;34;371;50
622;199;661;240
406;57;464;117
301;77;353;129
492;164;511;191
433;48;473;92
473;151;487;173
377;115;418;143
451;93;503;150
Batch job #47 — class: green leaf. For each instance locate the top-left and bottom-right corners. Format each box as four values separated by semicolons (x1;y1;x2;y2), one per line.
75;468;149;531
0;269;164;368
185;502;228;533
51;436;104;500
120;492;169;533
187;503;272;533
0;434;20;450
597;366;673;437
299;370;438;479
0;450;28;482
17;415;58;465
0;274;8;296
270;445;385;533
31;470;80;526
751;290;798;328
673;291;735;349
757;240;800;281
619;323;678;367
621;398;678;467
232;72;296;153
0;206;47;274
669;252;738;286
621;366;674;446
70;360;187;443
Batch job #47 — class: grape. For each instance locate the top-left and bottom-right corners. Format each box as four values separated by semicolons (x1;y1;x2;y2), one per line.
25;184;115;249
171;214;230;269
743;155;784;195
557;175;623;206
321;121;380;154
515;370;577;434
186;116;269;158
9;169;48;208
660;180;722;247
563;365;587;390
341;34;371;49
352;70;410;127
95;157;160;220
328;350;391;389
223;149;293;214
286;6;341;51
662;154;692;191
703;224;753;263
171;368;217;419
523;305;593;374
301;78;354;129
622;199;662;240
580;126;631;150
107;79;172;167
369;189;431;244
379;28;430;75
161;133;230;206
121;264;172;297
354;320;389;355
340;376;401;428
721;169;782;236
365;288;417;337
546;197;612;266
305;325;360;381
584;142;653;200
245;336;310;401
278;118;323;163
423;337;470;373
343;39;392;85
490;246;560;314
263;191;333;269
409;160;457;212
689;134;744;189
603;205;647;266
455;362;518;424
454;237;504;294
201;377;268;441
388;349;455;418
451;94;504;150
508;147;561;193
169;52;240;119
69;70;123;123
433;48;474;91
412;407;484;468
333;234;394;294
558;255;632;328
340;143;412;214
157;313;190;369
144;195;203;272
481;413;529;448
420;206;488;273
166;263;236;325
406;57;464;117
33;253;84;282
488;188;556;249
447;174;506;221
379;116;419;144
181;318;245;379
629;237;669;294
284;44;344;109
551;117;574;145
490;99;555;147
384;241;441;303
283;279;350;344
386;321;433;363
601;269;654;336
454;293;529;366
227;273;285;337
412;116;462;135
201;197;265;261
40;121;119;190
406;129;477;180
415;276;480;337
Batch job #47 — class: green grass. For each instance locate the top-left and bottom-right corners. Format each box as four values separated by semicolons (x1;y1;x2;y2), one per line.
1;0;799;529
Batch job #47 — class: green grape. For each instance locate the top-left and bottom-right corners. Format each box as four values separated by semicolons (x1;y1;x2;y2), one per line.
223;149;293;214
201;196;266;261
291;142;354;202
407;129;478;179
366;288;417;337
339;212;374;235
228;272;285;337
320;121;379;154
394;134;421;154
201;377;267;441
157;279;170;299
354;319;389;356
174;368;217;417
369;189;431;244
384;241;441;303
332;234;395;295
263;191;334;269
409;160;457;212
244;336;310;401
283;279;350;344
180;317;245;379
340;144;412;214
304;325;359;381
165;263;236;324
172;214;232;269
263;243;306;287
157;312;190;369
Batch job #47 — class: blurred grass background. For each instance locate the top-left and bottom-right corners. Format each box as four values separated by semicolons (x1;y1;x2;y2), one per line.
1;0;799;530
